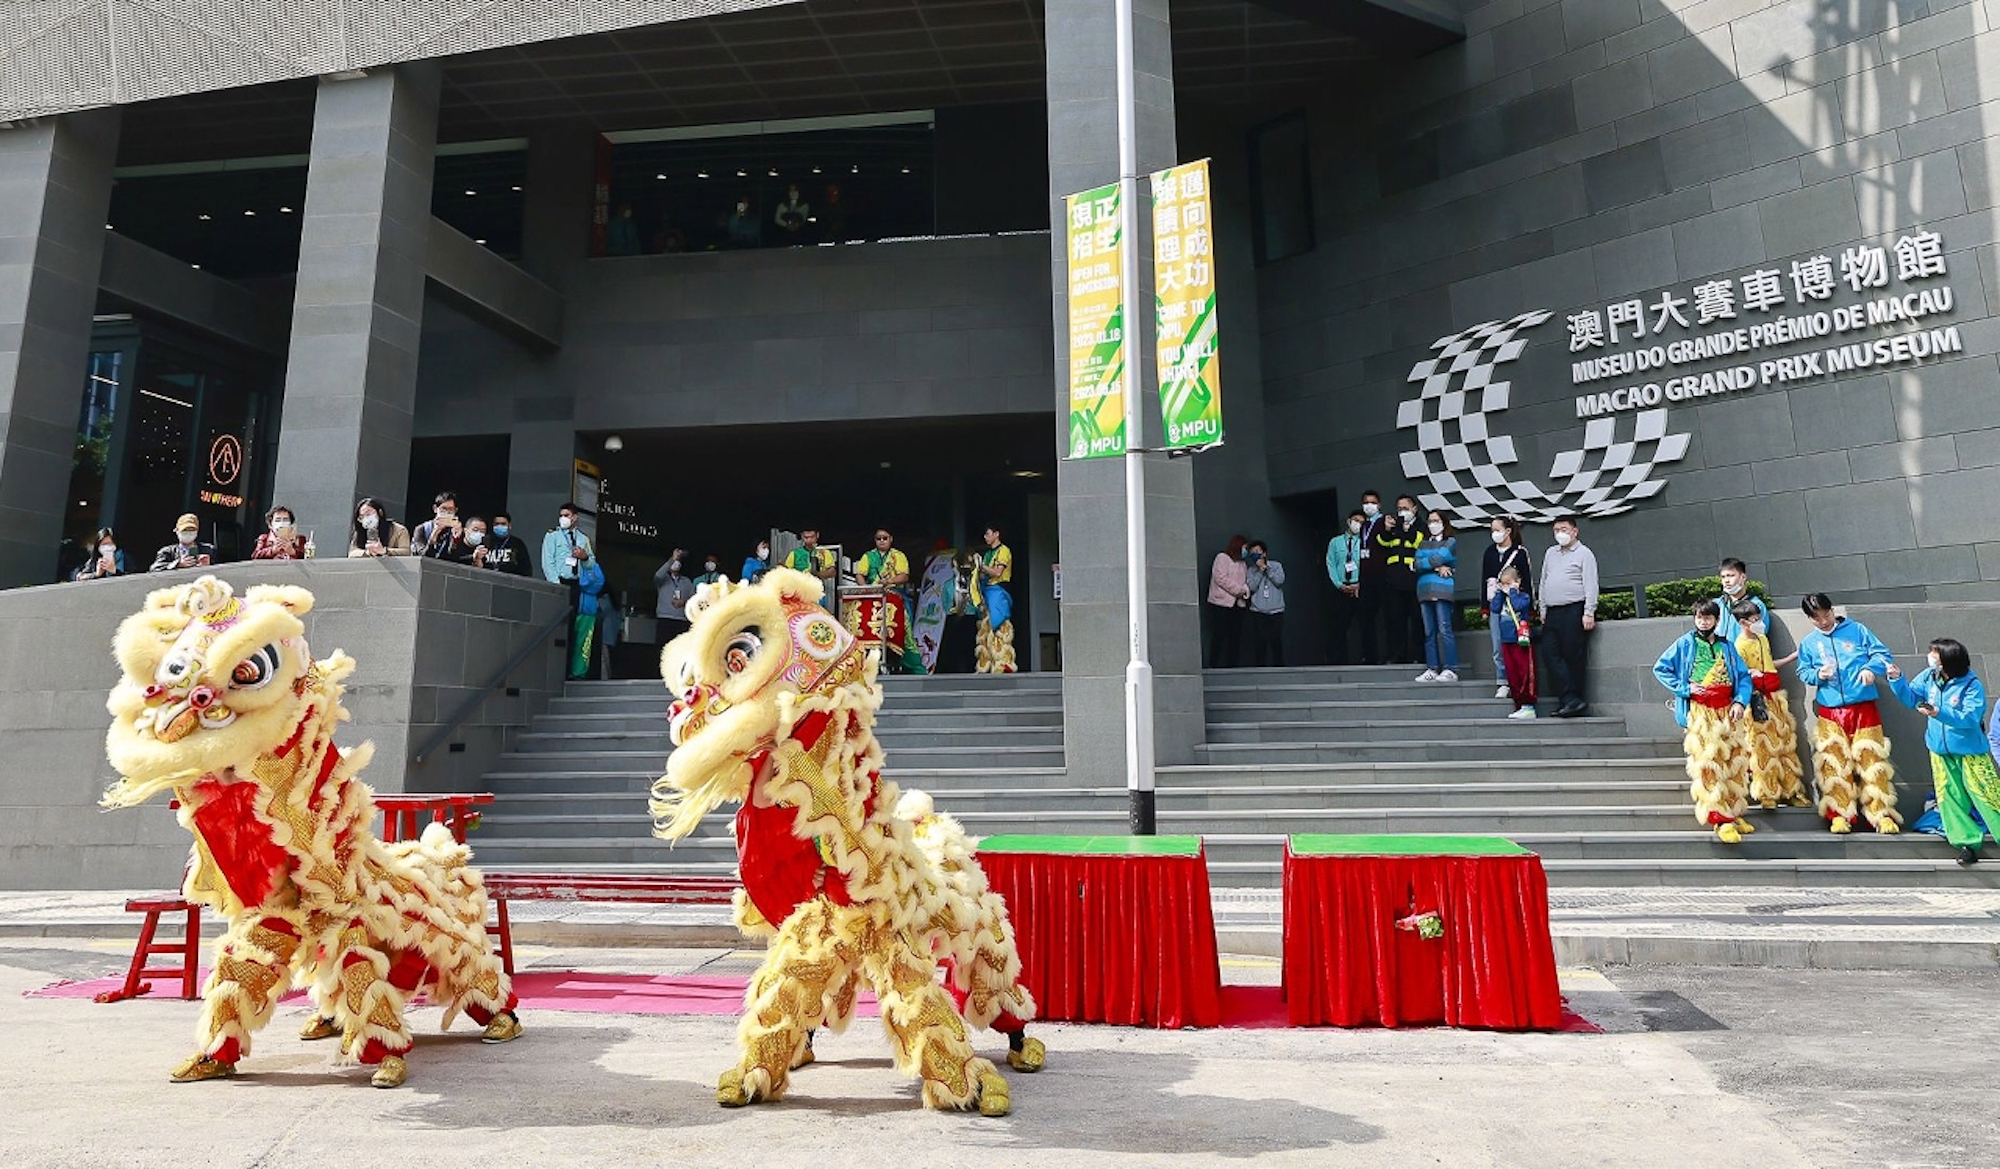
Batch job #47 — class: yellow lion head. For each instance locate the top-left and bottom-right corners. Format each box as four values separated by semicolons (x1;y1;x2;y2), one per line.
650;568;871;840
102;576;337;809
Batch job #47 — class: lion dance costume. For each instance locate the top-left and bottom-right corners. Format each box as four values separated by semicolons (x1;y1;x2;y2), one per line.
651;568;1042;1116
1734;627;1808;808
1796;614;1902;834
101;577;521;1088
1654;625;1756;843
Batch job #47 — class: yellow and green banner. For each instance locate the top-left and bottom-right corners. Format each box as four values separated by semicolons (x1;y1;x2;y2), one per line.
1064;182;1126;459
1150;159;1222;449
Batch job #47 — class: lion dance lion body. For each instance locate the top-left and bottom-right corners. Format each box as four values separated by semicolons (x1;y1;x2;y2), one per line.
101;576;520;1088
651;568;1041;1116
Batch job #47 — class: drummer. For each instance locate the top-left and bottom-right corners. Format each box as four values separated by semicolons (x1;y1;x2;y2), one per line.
784;527;838;612
859;528;922;673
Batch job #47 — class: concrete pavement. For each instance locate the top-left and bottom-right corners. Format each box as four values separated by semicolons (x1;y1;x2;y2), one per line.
10;938;1994;1168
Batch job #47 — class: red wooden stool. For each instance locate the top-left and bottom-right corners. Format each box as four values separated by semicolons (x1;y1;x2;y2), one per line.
96;897;203;1004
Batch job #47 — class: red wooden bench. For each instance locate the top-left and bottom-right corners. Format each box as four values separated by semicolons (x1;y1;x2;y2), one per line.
375;793;494;844
481;872;739;974
96;897;203;1003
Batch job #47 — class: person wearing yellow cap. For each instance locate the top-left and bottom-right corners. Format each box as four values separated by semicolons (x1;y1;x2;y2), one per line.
149;513;217;573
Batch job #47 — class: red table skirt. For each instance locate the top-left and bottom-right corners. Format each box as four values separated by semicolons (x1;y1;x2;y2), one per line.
1283;850;1562;1030
979;850;1223;1029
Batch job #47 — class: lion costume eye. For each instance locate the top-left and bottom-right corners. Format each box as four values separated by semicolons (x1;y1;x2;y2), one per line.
723;628;762;676
230;644;280;690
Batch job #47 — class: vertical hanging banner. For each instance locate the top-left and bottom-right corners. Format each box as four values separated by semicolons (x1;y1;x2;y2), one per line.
1151;159;1223;449
1065;182;1127;459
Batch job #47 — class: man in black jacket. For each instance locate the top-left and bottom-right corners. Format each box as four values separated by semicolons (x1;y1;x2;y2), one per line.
149;513;216;573
479;511;533;576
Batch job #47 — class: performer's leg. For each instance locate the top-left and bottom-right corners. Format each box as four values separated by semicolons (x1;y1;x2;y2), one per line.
330;929;422;1088
173;913;303;1082
717;901;848;1107
1768;693;1809;804
1854;721;1901;833
1811;710;1860;832
1685;706;1745;843
860;937;1008;1115
1932;753;1986;848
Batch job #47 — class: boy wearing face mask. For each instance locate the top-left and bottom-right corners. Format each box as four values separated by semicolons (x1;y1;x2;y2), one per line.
1888;639;1999;866
1653;601;1755;844
1323;509;1365;664
251;506;305;560
743;540;771;584
481;512;531;576
1731;600;1807;809
1711;558;1767;643
693;554;727;587
451;516;492;567
151;513;217;572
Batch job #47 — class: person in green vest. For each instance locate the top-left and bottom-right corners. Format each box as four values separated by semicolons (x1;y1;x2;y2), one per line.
859;528;926;675
785;528;838;612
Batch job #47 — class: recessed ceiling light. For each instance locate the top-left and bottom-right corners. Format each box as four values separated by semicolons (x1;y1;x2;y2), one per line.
279;206;294;213
768;168;778;177
900;167;910;174
811;166;822;174
464;188;476;196
476;238;488;245
104;223;113;230
191;263;201;269
656;173;667;180
511;184;522;191
197;213;211;221
736;169;747;177
851;165;860;173
243;209;256;216
1011;469;1042;478
698;170;710;179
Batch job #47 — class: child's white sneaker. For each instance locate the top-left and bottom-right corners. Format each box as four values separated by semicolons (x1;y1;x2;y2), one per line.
1508;707;1538;720
1495;685;1510;699
1414;670;1439;682
1437;669;1459;682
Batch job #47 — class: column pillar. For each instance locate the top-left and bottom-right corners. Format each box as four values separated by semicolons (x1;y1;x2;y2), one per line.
1046;0;1205;783
500;125;595;530
272;64;440;538
0;109;120;587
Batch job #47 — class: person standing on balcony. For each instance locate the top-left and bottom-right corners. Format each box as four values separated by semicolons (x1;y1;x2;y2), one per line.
1206;535;1250;668
482;512;532;576
1537;515;1597;718
153;513;217;571
654;549;695;643
1352;490;1388;664
1244;539;1286;668
73;527;125;579
251;505;304;560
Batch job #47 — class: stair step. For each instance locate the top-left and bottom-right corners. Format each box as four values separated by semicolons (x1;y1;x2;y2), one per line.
1196;737;1679;763
1206;699;1559;722
1203;715;1634;743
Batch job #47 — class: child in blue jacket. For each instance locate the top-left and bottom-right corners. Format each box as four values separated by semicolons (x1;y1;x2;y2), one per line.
1654;600;1755;843
1795;593;1901;835
1888;637;1996;866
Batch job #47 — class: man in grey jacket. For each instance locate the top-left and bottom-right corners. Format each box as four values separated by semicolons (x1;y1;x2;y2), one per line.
654;548;696;643
1537;515;1599;718
1245;539;1287;668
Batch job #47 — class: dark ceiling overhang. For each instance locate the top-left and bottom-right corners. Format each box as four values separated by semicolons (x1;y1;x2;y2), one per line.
1251;0;1464;57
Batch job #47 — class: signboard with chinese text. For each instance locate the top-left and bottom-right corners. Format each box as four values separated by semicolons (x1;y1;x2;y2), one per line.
1064;182;1126;460
1150;159;1223;449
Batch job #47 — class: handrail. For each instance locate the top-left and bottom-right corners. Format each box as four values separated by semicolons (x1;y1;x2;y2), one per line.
412;608;570;765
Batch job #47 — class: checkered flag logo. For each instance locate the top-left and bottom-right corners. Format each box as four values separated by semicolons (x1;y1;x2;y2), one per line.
1396;310;1691;523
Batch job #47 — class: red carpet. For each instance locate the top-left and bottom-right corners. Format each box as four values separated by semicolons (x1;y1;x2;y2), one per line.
31;970;1600;1032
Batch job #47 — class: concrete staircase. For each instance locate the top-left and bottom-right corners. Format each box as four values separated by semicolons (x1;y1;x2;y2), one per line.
464;666;2000;888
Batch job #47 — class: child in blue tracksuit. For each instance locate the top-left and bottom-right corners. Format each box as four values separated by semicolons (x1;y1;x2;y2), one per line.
1653;600;1755;843
1887;637;1997;866
1795;592;1901;834
1412;510;1458;682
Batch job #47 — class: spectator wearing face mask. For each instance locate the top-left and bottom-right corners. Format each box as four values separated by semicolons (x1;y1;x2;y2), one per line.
1393;494;1427;661
693;554;727;587
73;527;125;579
541;503;595;584
654;549;696;642
480;512;531;575
1412;510;1460;682
1369;508;1420;666
1731;599;1807;811
1323;509;1365;664
453;516;493;568
153;513;217;572
1711;557;1767;643
1887;638;1996;866
1537;515;1596;717
411;491;466;560
743;540;771;583
1482;516;1533;701
347;498;410;557
251;505;305;560
1352;490;1389;664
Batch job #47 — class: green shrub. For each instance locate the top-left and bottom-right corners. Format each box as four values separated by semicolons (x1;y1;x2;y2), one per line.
1644;575;1768;618
1463;604;1489;630
1595;588;1637;622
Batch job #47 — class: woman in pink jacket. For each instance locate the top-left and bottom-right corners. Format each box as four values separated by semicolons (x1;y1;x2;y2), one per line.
1207;534;1251;668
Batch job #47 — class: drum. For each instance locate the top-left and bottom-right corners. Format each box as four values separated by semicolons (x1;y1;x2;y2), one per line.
840;586;909;655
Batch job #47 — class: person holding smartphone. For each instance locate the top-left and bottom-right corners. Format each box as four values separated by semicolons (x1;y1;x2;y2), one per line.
74;527;125;579
412;491;466;560
1888;638;1996;866
150;513;216;572
347;497;410;557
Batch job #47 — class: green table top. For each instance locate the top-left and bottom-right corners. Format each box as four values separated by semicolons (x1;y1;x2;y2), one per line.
1289;834;1531;858
977;834;1204;857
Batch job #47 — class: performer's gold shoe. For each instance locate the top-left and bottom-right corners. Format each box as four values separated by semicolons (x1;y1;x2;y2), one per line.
1787;795;1812;807
370;1056;408;1089
717;1068;752;1108
169;1054;235;1083
1715;823;1742;844
1735;818;1756;835
480;1011;523;1043
1877;819;1901;835
1006;1037;1046;1073
1759;799;1777;810
298;1016;340;1041
976;1070;1012;1117
790;1045;815;1070
1830;817;1853;834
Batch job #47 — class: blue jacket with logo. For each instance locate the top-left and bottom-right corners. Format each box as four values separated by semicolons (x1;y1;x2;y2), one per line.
1653;629;1752;729
1794;616;1893;708
1710;592;1768;644
1888;667;1990;756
